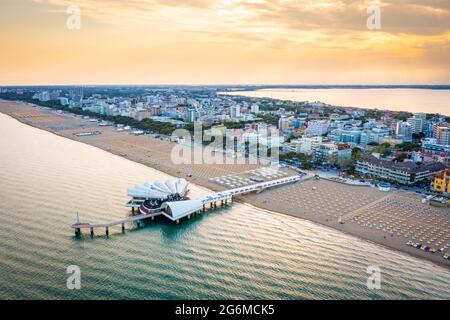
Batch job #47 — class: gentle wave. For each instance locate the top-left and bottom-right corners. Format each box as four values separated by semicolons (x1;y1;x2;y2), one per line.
0;113;449;300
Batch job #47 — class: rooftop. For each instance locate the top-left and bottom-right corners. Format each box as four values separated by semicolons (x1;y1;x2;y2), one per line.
358;155;446;173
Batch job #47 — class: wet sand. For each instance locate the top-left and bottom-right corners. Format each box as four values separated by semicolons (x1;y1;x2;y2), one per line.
1;100;449;268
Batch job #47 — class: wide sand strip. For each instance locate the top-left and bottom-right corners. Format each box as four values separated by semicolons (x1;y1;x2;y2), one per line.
1;100;448;269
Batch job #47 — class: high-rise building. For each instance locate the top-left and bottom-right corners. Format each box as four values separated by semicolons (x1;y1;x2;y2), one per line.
434;126;450;145
415;112;427;120
407;115;424;134
307;120;329;136
339;128;361;144
187;109;197;123
230;105;241;119
360;128;390;145
278;117;290;131
396;121;413;142
37;91;50;102
250;104;260;114
292;136;323;154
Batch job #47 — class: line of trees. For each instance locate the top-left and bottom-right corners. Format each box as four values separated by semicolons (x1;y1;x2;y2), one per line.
0;93;178;135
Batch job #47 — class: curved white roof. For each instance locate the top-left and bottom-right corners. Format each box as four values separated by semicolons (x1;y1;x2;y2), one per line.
176;179;188;194
128;178;188;199
162;199;203;220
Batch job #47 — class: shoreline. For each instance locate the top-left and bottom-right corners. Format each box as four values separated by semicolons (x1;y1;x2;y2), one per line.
220;88;450;117
1;100;449;270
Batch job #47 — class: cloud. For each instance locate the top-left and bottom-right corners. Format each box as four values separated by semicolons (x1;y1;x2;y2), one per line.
3;0;447;85
31;0;450;40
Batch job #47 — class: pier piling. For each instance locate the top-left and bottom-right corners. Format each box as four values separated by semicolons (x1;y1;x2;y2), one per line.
72;176;300;236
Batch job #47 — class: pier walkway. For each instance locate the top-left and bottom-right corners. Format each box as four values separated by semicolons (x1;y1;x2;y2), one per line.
71;175;301;236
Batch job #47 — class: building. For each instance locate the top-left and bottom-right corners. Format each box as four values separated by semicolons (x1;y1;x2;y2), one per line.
312;142;352;166
313;143;338;165
290;136;323;154
396;121;413;142
148;105;162;116
421;138;450;165
37;91;50;102
339;128;361;144
230;105;241;119
278;117;290;131
135;110;151;121
58;97;69;106
434;126;450;145
250;104;260;114
356;155;446;185
431;169;450;194
307;120;329;136
127;178;189;208
187;109;197;123
360;128;390;145
407;114;425;134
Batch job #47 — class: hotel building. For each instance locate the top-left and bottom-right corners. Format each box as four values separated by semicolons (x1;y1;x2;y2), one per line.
434;126;450;145
396;121;413;142
307;120;329;137
431;169;450;194
356;155;446;185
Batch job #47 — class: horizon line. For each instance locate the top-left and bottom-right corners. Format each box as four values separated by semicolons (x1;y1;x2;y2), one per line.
2;84;450;88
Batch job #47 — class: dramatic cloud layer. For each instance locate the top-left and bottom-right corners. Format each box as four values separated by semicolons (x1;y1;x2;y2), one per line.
1;0;449;84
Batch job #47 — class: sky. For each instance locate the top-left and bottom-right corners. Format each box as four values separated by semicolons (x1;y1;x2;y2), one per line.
1;0;450;85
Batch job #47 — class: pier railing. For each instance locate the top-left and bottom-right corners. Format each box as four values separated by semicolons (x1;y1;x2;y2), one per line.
72;175;301;236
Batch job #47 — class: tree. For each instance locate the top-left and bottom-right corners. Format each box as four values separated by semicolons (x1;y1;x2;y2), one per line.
395;112;413;121
397;142;421;152
395;153;408;162
352;147;363;161
285;135;296;143
338;158;354;171
412;132;425;140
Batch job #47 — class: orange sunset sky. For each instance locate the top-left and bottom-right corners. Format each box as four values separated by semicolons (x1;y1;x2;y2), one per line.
1;0;450;85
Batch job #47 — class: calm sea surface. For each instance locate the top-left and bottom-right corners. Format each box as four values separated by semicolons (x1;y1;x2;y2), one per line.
223;88;450;116
0;113;449;299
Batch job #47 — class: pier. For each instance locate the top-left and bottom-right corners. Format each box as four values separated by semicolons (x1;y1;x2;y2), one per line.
71;175;301;236
72;211;161;236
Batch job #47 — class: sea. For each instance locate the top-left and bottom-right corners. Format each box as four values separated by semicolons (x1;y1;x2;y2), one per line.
222;88;450;116
0;112;449;299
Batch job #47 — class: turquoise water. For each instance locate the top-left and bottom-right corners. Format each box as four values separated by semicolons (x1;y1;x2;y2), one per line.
0;112;449;299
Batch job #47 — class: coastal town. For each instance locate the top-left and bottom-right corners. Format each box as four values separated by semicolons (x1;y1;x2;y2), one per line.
1;86;449;185
4;0;450;304
0;86;449;267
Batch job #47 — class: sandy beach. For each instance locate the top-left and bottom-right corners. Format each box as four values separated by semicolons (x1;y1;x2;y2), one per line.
1;100;449;269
